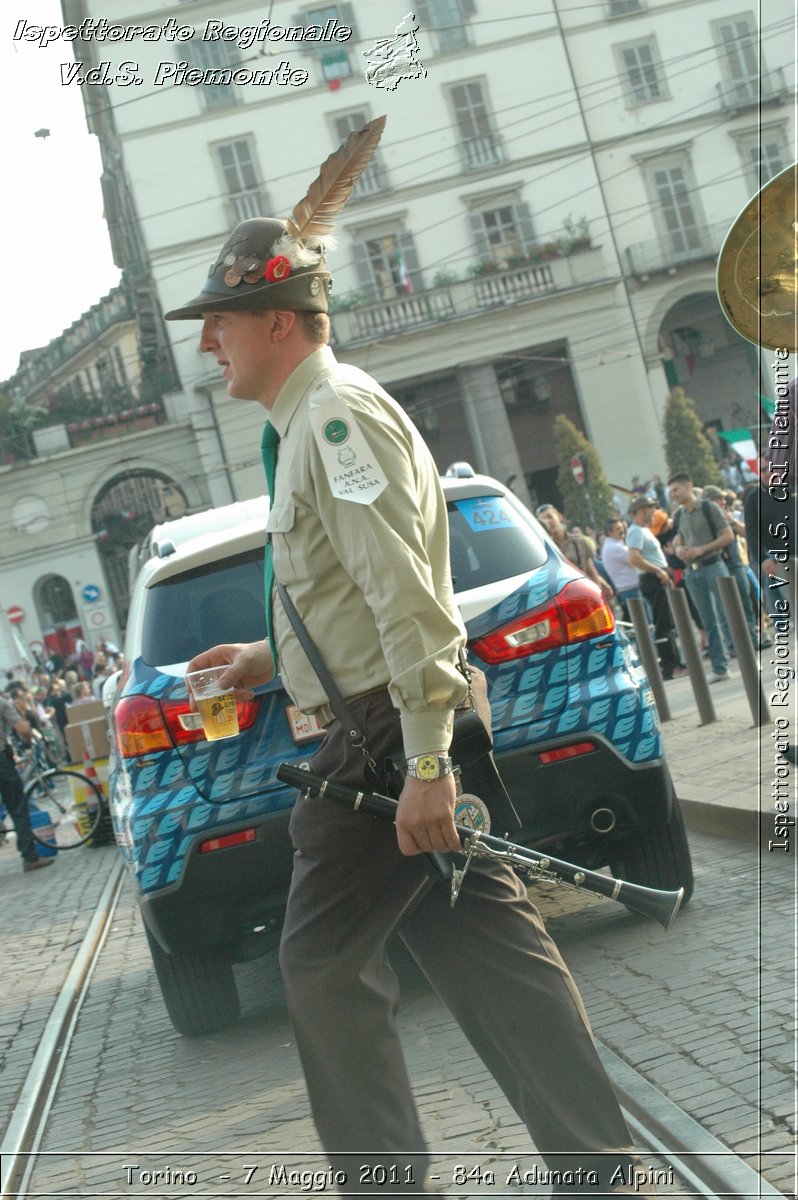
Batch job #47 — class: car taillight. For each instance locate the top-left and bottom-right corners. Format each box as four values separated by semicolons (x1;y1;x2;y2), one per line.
538;741;597;764
199;828;257;854
470;578;615;664
114;693;260;758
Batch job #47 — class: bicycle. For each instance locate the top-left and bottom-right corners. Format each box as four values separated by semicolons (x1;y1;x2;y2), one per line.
17;736;106;850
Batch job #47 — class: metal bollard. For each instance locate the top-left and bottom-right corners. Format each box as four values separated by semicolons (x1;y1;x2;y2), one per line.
627;597;671;722
717;574;769;727
667;587;716;725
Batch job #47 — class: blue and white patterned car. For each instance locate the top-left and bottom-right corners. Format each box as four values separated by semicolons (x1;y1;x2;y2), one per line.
109;475;692;1035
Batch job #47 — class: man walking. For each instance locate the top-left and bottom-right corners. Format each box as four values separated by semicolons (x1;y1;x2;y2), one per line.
625;497;683;680
668;472;734;682
174;119;648;1196
0;691;54;873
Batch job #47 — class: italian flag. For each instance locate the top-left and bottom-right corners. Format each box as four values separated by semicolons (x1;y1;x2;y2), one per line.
719;427;759;475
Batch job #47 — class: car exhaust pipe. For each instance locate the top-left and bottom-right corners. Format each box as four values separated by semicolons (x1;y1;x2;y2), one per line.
590;807;616;834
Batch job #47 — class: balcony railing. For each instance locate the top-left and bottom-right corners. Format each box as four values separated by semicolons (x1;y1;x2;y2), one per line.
463;136;503;170
625;220;731;278
0;403;167;467
329;247;608;347
716;67;787;112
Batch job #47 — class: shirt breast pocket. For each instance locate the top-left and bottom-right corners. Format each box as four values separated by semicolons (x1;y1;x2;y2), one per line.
267;502;296;536
267;501;311;585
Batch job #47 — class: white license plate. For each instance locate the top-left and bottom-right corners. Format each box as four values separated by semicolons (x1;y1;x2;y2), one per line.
286;705;325;744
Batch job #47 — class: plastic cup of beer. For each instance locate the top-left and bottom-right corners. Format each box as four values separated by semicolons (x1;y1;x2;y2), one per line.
186;666;239;741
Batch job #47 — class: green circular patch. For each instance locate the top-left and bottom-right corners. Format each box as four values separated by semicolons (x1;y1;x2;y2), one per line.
324;418;349;445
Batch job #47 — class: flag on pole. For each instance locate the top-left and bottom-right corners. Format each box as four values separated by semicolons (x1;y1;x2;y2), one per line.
719;427;759;476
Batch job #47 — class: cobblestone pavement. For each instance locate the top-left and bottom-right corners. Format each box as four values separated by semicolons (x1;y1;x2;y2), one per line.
5;824;793;1198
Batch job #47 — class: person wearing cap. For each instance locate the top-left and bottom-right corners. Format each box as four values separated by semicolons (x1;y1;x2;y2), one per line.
177;122;648;1197
667;472;734;683
625;497;683;680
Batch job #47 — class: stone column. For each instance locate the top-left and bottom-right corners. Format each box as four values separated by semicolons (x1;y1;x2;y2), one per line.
457;363;533;509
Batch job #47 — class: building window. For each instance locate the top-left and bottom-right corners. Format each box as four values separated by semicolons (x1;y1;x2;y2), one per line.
303;4;357;84
713;14;759;107
352;231;421;300
646;161;704;257
191;37;240;109
415;0;473;52
332;111;386;196
468;200;535;267
215;138;267;223
733;126;787;191
617;38;666;104
605;0;643;15
449;81;502;170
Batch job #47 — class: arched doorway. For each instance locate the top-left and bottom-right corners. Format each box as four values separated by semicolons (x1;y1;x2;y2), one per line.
92;471;188;628
657;292;763;439
33;574;82;662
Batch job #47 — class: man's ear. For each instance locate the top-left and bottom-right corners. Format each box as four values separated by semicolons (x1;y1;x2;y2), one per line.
268;310;297;341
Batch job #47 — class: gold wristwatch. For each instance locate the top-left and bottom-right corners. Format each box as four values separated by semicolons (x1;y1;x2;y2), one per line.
405;753;454;781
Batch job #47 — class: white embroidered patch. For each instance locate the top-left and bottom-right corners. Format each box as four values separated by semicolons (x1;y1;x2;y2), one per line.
309;385;388;505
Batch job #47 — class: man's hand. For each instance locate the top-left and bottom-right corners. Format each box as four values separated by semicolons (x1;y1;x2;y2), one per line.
186;640;275;700
395;774;462;856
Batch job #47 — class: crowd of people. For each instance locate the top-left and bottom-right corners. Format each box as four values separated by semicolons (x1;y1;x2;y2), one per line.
538;473;770;685
0;639;119;874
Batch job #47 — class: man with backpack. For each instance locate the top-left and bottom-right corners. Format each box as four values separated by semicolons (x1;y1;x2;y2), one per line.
668;472;734;682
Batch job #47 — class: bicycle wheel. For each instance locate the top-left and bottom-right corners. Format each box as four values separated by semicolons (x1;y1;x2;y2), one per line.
26;769;105;850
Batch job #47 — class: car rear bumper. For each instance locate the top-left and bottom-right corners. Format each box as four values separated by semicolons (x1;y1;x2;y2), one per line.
495;732;674;845
139;808;295;957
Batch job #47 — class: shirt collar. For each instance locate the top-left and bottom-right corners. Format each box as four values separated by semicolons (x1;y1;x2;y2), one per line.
268;345;337;439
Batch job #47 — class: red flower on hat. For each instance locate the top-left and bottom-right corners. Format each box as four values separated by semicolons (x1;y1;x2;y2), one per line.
264;255;291;282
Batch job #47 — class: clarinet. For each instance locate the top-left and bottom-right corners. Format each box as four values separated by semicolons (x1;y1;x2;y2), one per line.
276;763;683;930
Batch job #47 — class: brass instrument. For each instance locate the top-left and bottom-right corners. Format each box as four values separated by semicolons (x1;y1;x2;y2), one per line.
716;161;797;352
276;763;684;930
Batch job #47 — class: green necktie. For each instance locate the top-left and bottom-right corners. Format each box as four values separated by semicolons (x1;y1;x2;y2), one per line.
261;421;280;666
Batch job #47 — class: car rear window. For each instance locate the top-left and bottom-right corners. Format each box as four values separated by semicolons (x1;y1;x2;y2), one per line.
447;495;547;590
142;547;266;666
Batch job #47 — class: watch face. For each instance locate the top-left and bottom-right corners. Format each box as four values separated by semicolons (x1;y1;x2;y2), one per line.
415;754;441;780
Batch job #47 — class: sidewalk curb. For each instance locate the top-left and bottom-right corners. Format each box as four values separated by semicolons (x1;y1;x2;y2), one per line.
679;795;759;845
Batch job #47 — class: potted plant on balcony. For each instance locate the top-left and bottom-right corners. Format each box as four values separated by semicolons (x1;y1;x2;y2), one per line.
562;214;592;253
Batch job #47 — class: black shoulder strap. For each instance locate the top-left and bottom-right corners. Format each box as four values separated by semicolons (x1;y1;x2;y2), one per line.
701;498;725;537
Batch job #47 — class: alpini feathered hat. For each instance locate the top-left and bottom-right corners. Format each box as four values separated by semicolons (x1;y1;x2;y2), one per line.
164;115;386;320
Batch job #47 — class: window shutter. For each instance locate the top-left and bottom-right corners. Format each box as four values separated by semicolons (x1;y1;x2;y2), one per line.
351;242;376;299
339;4;358;41
397;231;422;291
415;0;431;25
514;201;535;254
461;0;477;15
467;211;491;261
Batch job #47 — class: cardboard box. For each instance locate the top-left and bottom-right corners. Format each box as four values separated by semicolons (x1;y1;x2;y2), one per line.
66;711;111;763
66;699;106;725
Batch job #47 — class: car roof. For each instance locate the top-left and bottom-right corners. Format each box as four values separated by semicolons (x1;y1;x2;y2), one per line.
135;475;517;585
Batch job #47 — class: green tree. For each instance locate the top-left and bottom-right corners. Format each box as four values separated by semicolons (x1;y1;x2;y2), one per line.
663;387;724;486
553;415;616;531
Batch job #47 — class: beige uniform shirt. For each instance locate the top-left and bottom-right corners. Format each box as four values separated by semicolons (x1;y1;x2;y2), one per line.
266;345;468;757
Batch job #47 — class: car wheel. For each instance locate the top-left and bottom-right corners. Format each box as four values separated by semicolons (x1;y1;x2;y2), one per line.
607;793;694;908
144;926;240;1036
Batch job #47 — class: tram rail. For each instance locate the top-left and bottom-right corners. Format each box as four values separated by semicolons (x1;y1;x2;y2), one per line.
0;854;786;1200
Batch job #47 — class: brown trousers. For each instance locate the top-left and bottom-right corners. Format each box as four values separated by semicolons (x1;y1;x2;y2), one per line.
279;689;633;1192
